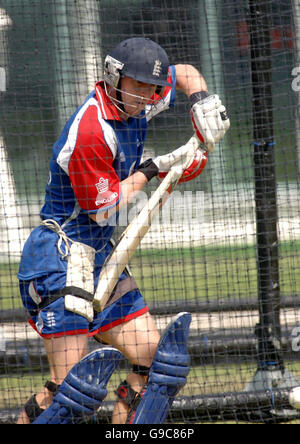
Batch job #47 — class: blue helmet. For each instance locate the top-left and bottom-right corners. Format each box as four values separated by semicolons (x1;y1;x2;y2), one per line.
104;37;170;88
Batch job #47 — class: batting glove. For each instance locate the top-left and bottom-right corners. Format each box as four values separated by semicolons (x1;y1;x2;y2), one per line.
137;136;200;182
190;92;230;152
158;148;207;184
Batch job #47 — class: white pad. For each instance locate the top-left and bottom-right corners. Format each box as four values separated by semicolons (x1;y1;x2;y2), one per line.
64;242;96;322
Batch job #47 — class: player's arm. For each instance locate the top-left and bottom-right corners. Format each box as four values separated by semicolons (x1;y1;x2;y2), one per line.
174;64;208;96
174;63;230;152
89;171;148;224
89;143;199;224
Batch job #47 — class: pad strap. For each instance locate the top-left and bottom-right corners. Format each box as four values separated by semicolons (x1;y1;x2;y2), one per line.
116;381;148;418
44;380;60;395
24;381;60;423
132;364;150;376
32;276;138;316
24;395;44;423
30;286;94;315
115;380;140;409
105;276;139;309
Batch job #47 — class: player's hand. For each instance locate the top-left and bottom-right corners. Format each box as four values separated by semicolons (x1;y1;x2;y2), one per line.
158;148;207;183
137;135;200;182
190;93;230;152
153;138;199;173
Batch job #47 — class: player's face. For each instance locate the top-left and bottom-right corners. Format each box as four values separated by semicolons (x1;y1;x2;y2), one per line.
120;77;157;117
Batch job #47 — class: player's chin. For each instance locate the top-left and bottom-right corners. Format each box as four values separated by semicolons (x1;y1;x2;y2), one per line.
128;110;144;118
126;103;145;116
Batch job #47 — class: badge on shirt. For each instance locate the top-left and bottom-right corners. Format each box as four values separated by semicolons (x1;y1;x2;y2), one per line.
95;177;109;195
95;177;118;207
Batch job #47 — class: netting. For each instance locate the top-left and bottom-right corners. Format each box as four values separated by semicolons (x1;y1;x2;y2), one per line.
0;0;300;424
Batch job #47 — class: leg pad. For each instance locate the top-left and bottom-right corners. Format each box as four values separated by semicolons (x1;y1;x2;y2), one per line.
33;347;122;424
128;312;191;424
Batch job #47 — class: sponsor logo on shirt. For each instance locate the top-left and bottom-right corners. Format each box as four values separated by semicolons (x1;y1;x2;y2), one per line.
95;177;118;206
95;177;109;194
95;192;118;206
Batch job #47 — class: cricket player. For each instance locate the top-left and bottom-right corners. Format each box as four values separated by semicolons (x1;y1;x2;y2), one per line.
17;37;229;424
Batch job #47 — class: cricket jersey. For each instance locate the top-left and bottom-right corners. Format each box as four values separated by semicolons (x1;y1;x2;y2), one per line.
18;66;177;281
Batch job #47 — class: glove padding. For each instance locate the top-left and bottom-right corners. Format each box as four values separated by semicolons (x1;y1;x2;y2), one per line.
158;148;207;183
153;138;199;173
191;94;230;152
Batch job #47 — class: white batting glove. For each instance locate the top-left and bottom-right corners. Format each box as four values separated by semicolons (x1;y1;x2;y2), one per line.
190;92;230;152
153;142;196;173
137;135;199;182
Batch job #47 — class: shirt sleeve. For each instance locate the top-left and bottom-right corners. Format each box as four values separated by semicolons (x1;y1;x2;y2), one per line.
68;105;121;213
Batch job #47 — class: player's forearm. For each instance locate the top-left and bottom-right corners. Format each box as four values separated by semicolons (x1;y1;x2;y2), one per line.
119;171;149;207
89;171;148;224
175;64;208;97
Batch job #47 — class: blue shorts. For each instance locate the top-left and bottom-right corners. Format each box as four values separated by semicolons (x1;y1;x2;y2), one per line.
19;273;148;339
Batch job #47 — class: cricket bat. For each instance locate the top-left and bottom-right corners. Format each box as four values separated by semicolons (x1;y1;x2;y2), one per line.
93;134;200;312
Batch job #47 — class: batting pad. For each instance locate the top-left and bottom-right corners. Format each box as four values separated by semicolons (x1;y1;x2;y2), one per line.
129;312;191;424
33;347;122;424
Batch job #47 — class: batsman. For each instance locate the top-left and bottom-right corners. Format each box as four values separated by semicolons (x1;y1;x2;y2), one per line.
17;37;230;424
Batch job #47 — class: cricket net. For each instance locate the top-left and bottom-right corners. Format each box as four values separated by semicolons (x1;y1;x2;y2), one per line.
1;0;300;424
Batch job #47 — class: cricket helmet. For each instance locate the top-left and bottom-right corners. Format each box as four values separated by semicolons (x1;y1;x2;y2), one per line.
104;37;170;88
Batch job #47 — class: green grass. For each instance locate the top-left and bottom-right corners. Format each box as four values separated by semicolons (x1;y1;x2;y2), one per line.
129;241;300;304
1;241;300;310
0;263;20;310
0;373;50;410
